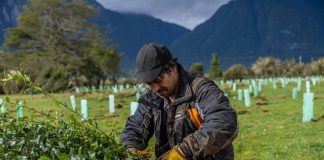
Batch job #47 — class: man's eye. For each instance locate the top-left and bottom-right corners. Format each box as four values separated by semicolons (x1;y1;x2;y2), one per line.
152;79;160;83
146;74;163;85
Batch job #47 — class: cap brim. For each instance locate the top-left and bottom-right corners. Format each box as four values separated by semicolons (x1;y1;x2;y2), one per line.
137;66;162;83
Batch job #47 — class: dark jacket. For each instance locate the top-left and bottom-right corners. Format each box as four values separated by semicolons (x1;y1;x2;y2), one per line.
121;66;238;159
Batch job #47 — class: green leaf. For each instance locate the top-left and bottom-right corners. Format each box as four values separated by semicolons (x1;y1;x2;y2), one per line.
57;153;69;160
78;146;83;159
5;96;10;103
16;156;28;160
39;156;52;160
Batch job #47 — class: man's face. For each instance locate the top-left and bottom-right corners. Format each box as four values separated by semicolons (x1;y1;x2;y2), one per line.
146;65;179;98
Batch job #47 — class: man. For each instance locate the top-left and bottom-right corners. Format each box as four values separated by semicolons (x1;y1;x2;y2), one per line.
121;42;238;159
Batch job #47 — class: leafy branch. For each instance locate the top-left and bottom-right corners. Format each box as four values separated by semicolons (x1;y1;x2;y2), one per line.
1;70;107;136
0;70;149;159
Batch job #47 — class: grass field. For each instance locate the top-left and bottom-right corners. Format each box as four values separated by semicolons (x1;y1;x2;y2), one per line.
2;79;324;159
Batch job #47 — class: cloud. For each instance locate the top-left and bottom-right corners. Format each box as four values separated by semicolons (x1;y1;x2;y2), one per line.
96;0;231;30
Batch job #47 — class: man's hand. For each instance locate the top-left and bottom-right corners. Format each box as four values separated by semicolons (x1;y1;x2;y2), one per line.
158;146;186;160
127;148;152;158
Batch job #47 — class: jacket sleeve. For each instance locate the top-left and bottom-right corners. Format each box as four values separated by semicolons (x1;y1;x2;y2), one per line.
121;101;154;150
178;80;238;158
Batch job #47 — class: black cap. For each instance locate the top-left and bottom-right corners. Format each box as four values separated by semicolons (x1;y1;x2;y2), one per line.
136;42;175;83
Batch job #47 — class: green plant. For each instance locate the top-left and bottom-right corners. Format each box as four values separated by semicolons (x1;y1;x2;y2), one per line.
208;53;222;79
223;64;249;80
0;70;148;159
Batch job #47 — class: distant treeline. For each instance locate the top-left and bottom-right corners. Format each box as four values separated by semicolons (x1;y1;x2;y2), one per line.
189;56;324;80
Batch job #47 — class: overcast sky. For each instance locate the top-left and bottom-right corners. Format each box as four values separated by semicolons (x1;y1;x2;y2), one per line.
96;0;231;30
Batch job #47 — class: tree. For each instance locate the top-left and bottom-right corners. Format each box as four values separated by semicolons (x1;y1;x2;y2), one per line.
83;46;122;84
251;57;281;77
223;64;249;80
3;0;121;91
190;63;204;76
280;59;302;77
5;0;97;58
311;57;324;75
302;64;314;76
208;53;222;79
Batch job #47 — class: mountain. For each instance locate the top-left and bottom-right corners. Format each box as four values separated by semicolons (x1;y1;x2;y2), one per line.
171;0;324;69
87;0;190;70
0;0;190;72
2;0;324;71
0;0;27;45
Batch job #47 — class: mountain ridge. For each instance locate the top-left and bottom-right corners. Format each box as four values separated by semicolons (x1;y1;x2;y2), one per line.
1;0;324;71
171;0;324;69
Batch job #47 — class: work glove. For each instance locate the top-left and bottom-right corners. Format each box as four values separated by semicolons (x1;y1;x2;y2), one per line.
158;146;186;160
127;148;152;158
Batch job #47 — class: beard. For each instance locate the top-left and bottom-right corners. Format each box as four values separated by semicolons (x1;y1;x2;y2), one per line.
156;87;172;98
156;83;178;99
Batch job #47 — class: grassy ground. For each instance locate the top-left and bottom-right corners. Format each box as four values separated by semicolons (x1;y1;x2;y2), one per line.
229;80;324;160
1;80;324;159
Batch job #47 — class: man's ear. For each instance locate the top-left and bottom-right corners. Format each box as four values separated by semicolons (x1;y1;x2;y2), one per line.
172;64;178;74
